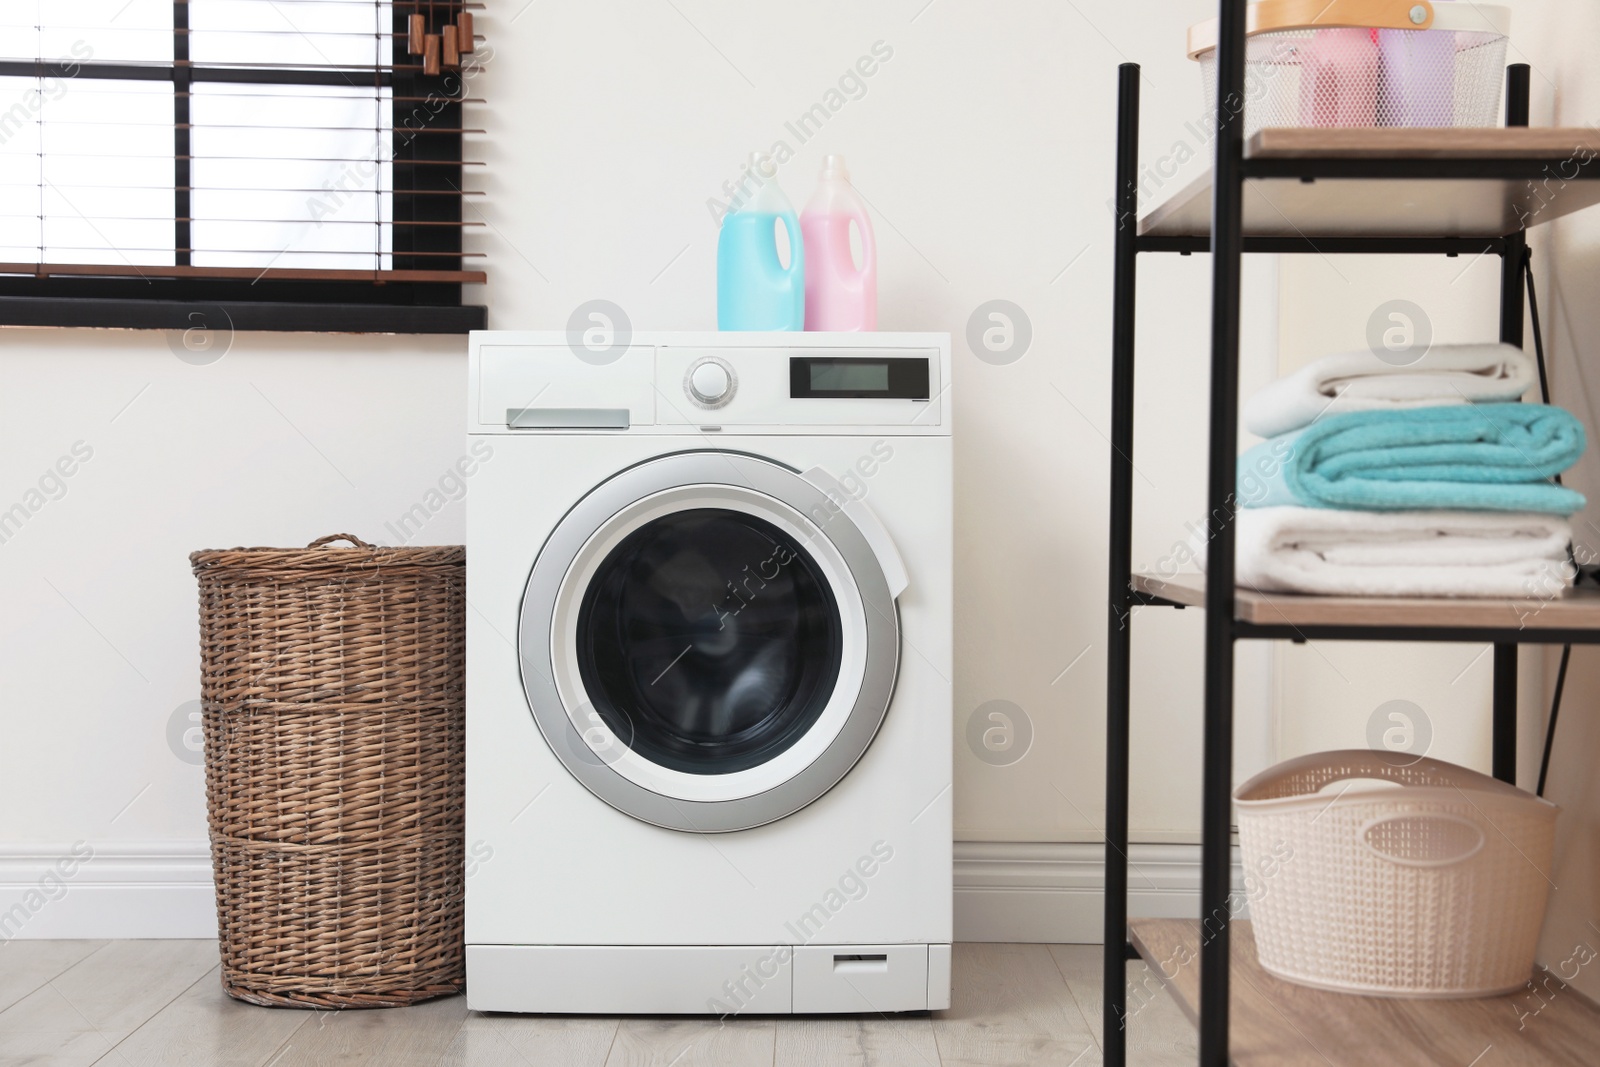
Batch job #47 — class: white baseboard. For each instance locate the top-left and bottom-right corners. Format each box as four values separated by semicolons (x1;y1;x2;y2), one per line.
0;842;216;941
2;840;1237;945
955;841;1244;943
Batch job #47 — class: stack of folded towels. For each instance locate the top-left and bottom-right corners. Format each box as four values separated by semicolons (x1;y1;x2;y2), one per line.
1214;343;1587;599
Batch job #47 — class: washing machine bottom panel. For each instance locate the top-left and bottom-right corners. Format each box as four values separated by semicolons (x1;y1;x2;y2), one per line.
465;943;952;1015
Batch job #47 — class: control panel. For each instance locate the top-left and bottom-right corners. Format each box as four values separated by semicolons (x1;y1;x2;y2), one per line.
657;346;938;427
469;332;950;434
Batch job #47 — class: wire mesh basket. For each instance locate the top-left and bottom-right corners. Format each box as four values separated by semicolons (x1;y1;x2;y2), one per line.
1190;1;1511;140
1236;750;1557;998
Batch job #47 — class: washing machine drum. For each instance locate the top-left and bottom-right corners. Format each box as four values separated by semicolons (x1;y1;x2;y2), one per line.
520;451;905;833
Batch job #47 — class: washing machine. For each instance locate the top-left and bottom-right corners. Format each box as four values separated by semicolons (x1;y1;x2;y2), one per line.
464;331;952;1015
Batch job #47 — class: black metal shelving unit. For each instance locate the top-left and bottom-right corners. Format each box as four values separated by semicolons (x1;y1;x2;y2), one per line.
1101;3;1600;1064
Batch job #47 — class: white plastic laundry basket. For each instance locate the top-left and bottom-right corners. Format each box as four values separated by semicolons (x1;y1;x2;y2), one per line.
1189;1;1511;141
1236;750;1557;998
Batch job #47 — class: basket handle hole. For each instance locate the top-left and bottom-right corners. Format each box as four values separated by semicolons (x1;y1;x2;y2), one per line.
1313;777;1404;795
1360;813;1486;868
307;533;377;550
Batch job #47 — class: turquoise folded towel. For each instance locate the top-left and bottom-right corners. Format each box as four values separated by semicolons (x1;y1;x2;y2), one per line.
1238;404;1587;514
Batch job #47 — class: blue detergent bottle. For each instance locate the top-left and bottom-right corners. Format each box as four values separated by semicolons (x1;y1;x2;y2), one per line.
717;154;804;331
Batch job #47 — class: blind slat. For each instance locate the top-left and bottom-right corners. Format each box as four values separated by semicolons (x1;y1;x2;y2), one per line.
0;247;484;256
0;262;484;284
0;217;481;227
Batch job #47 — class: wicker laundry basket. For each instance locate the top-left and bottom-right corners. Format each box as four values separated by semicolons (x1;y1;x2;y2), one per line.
1236;750;1558;998
190;534;466;1009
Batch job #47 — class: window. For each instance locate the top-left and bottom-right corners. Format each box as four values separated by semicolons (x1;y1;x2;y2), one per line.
0;1;484;333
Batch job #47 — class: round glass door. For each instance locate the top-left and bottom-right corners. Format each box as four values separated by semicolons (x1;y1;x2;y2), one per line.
576;509;844;776
520;452;903;833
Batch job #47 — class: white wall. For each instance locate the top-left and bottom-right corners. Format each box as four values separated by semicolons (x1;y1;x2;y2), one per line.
0;329;466;936
0;0;1281;939
1517;0;1600;1001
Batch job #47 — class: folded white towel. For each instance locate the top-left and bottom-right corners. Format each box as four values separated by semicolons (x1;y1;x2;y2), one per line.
1243;343;1535;439
1198;507;1573;599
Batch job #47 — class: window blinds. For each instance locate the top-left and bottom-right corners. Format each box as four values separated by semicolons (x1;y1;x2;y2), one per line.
0;1;482;285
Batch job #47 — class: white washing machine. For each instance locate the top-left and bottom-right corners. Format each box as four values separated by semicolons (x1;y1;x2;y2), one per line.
465;331;952;1015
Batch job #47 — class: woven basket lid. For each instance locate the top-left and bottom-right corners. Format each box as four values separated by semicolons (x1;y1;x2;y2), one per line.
190;533;465;577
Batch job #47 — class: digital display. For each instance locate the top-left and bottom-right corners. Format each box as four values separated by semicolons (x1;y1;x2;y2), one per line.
790;356;930;400
811;361;889;392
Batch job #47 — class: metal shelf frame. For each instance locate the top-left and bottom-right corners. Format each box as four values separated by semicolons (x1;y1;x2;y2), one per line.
1101;7;1600;1063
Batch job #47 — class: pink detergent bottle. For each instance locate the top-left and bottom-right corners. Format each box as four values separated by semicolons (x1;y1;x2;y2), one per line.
1297;28;1378;127
801;155;876;331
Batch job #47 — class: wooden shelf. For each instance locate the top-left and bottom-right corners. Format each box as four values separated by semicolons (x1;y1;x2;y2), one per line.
1138;127;1600;240
1129;919;1600;1067
1246;126;1600;160
1132;572;1600;633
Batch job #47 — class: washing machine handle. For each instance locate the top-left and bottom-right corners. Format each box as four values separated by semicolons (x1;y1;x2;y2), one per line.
801;466;909;600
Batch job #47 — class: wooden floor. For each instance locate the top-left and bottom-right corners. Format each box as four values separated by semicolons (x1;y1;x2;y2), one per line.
1130;920;1600;1067
0;940;1199;1066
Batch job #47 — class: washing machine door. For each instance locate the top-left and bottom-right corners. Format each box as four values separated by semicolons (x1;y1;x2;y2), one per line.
519;451;906;833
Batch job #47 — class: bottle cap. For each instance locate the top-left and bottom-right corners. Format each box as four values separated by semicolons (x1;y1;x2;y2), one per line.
820;154;850;181
747;152;779;183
